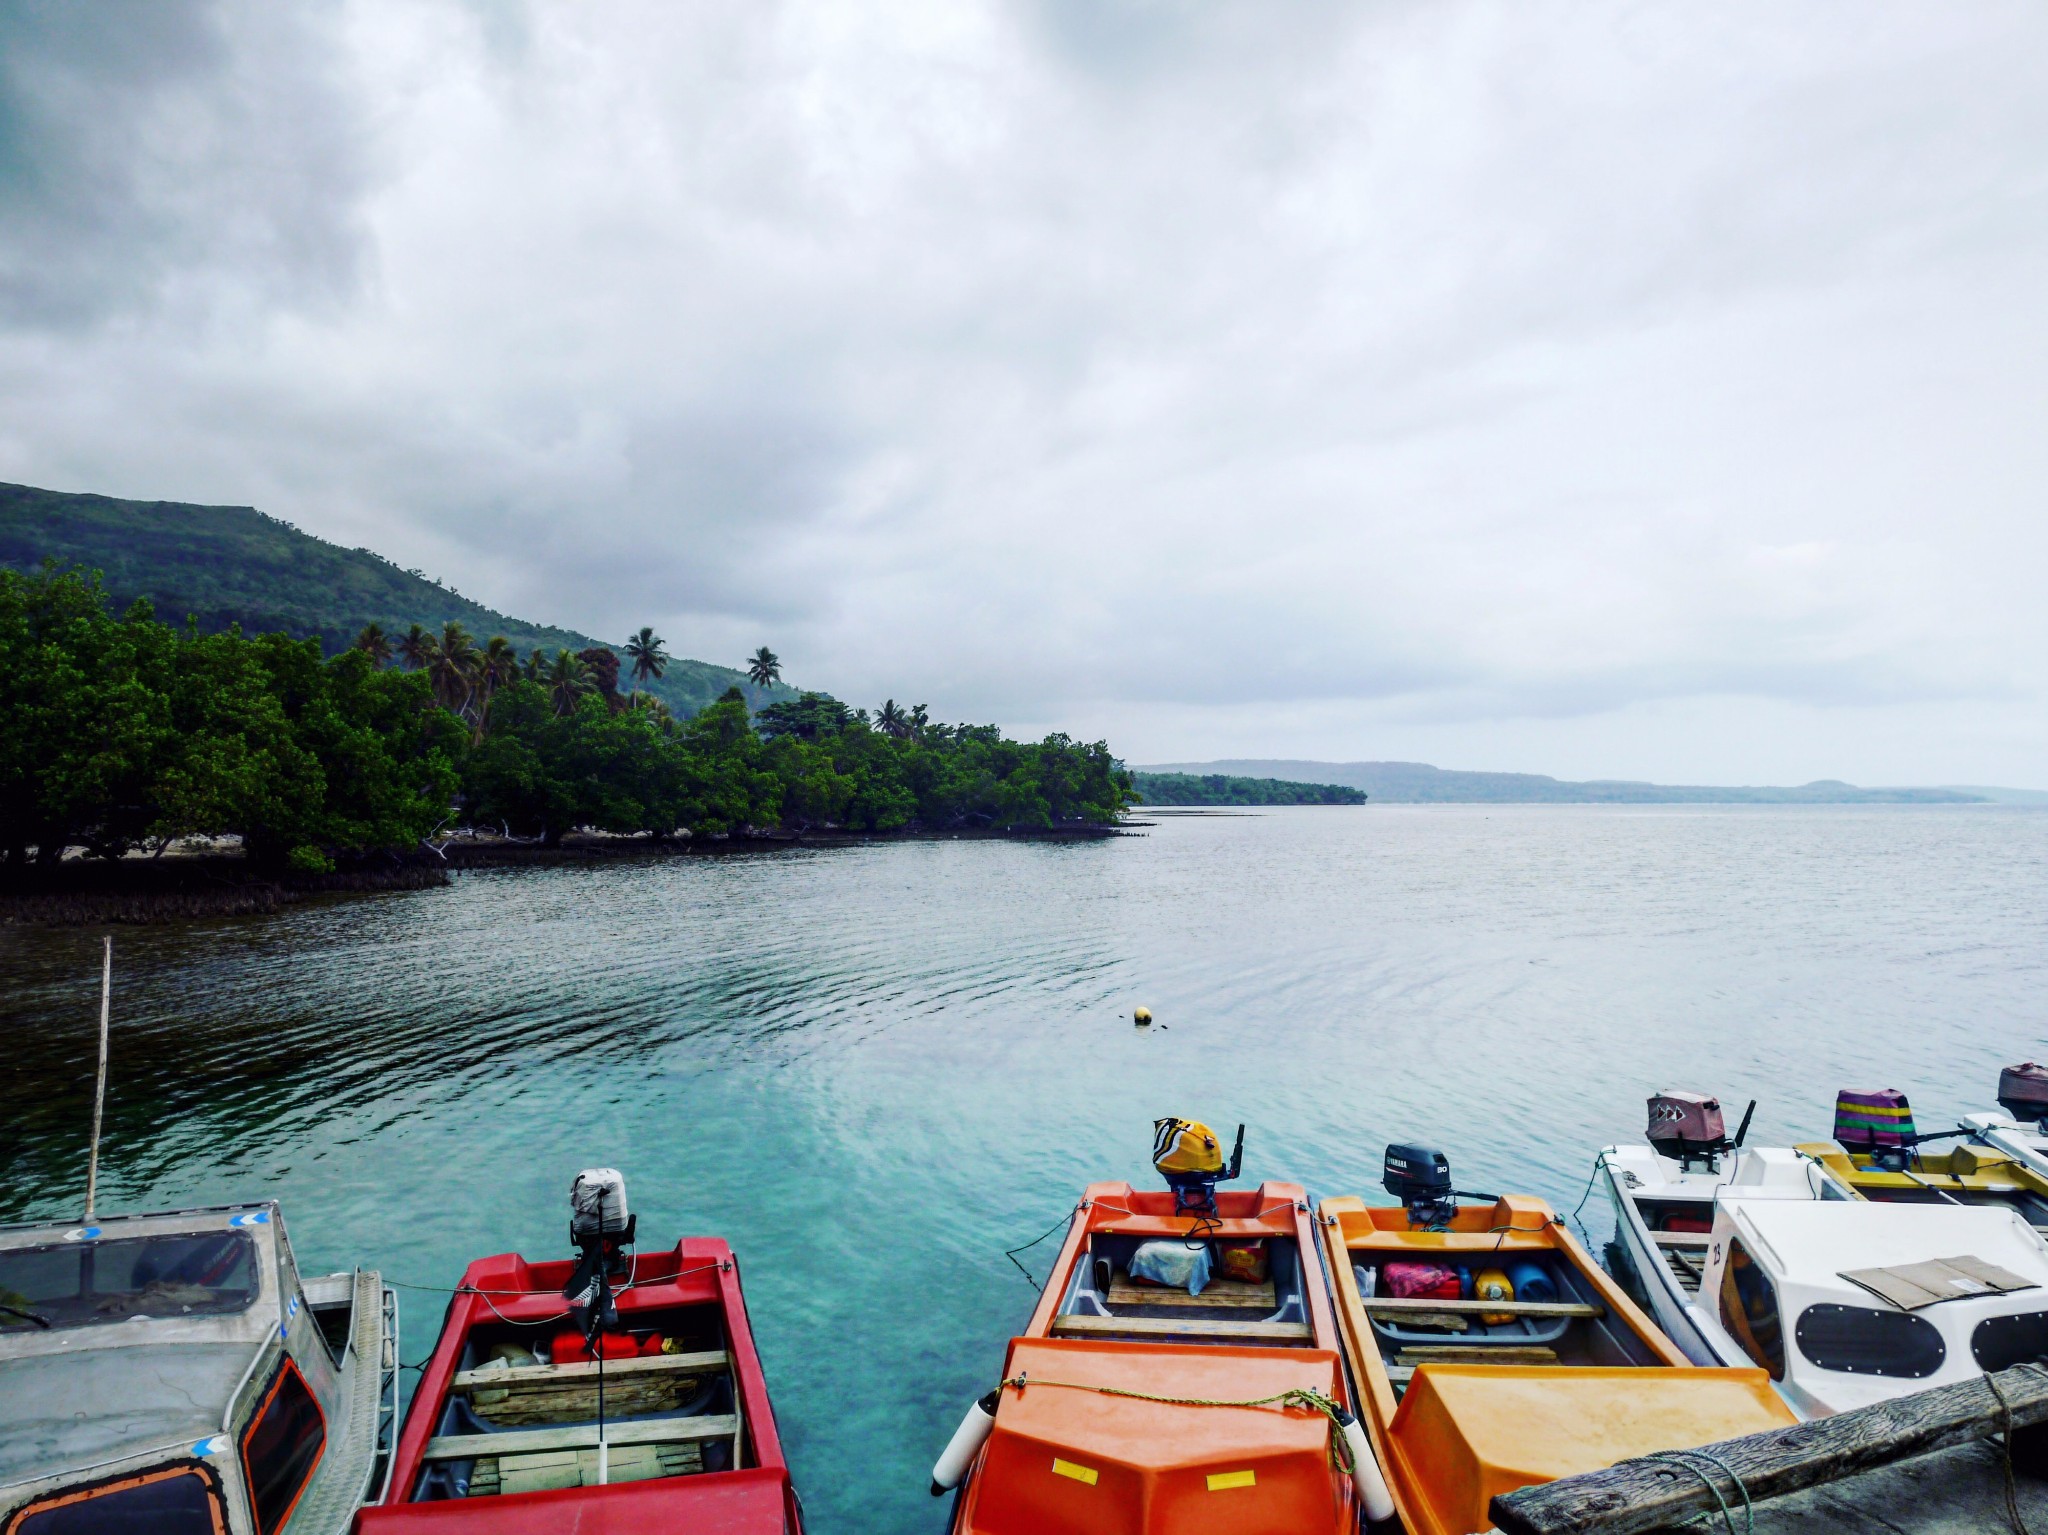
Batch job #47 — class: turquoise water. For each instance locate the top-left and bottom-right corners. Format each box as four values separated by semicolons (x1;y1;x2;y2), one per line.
3;805;2044;1532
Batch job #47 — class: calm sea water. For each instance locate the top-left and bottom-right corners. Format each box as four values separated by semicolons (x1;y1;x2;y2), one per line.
3;805;2045;1532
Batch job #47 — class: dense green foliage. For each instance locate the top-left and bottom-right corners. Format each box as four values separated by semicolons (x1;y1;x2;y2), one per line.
1;565;464;871
1;566;1133;869
0;480;786;716
1131;771;1367;806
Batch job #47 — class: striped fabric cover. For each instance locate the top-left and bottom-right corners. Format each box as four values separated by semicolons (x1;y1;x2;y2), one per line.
1835;1088;1915;1150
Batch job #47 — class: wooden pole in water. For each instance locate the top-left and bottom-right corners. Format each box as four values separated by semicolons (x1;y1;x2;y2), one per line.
1490;1362;2048;1535
84;936;110;1220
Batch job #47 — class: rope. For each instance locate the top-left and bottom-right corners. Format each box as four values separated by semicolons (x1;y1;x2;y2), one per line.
1005;1206;1081;1287
1989;1370;2034;1535
1633;1449;1751;1535
997;1375;1355;1474
1566;1153;1607;1248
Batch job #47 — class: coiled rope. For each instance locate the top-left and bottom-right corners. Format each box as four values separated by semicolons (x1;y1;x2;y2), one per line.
1631;1448;1752;1535
1988;1369;2035;1535
996;1376;1355;1474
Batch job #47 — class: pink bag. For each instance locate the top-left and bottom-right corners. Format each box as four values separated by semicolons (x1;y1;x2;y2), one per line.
1383;1261;1460;1301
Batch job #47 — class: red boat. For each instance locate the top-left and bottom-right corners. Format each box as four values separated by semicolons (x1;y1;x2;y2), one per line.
357;1172;802;1535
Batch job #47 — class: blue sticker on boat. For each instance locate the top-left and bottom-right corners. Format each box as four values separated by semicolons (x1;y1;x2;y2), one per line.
62;1227;102;1242
279;1294;299;1339
230;1211;271;1228
191;1435;229;1457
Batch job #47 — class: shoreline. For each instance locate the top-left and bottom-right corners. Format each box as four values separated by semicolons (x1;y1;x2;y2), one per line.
0;822;1139;926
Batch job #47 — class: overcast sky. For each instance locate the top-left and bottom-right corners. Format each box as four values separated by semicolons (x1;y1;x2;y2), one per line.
2;2;2044;785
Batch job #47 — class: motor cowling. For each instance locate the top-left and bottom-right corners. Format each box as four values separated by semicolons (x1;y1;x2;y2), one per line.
1834;1089;1915;1155
2000;1064;2048;1125
1382;1143;1454;1227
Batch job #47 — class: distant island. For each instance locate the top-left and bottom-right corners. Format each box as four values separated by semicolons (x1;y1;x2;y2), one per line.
1133;772;1366;806
1137;759;2042;806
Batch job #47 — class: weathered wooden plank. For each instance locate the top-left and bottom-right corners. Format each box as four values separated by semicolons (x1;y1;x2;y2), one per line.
1050;1314;1312;1341
1489;1363;2048;1535
1106;1277;1277;1311
1396;1345;1560;1368
422;1414;740;1462
1649;1232;1712;1248
452;1348;728;1391
1361;1298;1603;1319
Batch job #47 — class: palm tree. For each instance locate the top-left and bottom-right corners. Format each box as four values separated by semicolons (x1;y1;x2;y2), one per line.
876;699;911;739
354;622;395;668
624;626;669;698
545;649;594;716
746;646;781;688
470;635;521;741
523;648;547;682
398;623;436;672
429;622;480;716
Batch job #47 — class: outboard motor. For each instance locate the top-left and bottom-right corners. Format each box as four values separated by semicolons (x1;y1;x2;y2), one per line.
1834;1089;1917;1170
2000;1063;2048;1130
564;1168;637;1332
1647;1091;1755;1172
1152;1118;1244;1219
1383;1143;1455;1228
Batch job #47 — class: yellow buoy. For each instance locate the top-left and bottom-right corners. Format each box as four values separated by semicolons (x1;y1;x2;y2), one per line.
1134;1007;1153;1026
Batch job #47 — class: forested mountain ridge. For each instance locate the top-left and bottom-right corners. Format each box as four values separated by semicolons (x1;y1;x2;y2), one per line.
0;480;785;715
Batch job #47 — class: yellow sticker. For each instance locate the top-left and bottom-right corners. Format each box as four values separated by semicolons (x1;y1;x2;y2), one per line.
1051;1458;1099;1486
1207;1469;1257;1491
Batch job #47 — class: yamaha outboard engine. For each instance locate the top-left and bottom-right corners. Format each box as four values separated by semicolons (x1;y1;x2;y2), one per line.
2000;1064;2048;1131
1383;1143;1457;1229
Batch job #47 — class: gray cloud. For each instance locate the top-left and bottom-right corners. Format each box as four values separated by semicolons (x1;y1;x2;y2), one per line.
0;0;2043;784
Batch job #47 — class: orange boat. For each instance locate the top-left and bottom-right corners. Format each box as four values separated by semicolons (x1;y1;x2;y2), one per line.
934;1134;1378;1535
1319;1144;1798;1535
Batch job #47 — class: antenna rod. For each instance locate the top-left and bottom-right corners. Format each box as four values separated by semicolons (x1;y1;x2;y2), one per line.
85;936;111;1220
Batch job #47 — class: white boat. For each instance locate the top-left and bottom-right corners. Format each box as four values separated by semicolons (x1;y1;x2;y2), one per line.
0;1201;397;1535
1686;1198;2048;1418
1601;1091;1858;1366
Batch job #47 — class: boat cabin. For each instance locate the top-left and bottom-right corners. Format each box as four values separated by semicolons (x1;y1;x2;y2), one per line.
359;1236;800;1535
946;1180;1359;1535
0;1202;395;1535
1690;1199;2048;1418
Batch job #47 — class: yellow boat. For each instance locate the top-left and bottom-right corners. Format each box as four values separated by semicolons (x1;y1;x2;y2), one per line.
1318;1145;1796;1535
1807;1087;2048;1231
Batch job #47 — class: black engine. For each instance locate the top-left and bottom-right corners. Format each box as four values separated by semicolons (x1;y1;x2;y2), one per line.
1383;1142;1456;1227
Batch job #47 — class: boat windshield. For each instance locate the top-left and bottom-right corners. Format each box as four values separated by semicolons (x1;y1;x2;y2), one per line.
0;1231;259;1332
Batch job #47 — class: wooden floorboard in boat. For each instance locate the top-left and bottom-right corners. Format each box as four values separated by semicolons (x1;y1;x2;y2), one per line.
1051;1314;1311;1342
1105;1276;1277;1311
1361;1298;1602;1319
1393;1344;1559;1368
423;1414;739;1461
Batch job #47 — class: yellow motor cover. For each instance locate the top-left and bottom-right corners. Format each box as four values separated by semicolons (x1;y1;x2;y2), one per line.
1152;1118;1224;1176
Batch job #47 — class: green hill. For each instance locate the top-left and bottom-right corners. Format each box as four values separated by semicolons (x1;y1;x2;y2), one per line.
0;481;790;716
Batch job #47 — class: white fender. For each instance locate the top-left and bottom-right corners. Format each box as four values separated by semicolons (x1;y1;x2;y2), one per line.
930;1389;1002;1496
1337;1406;1395;1524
